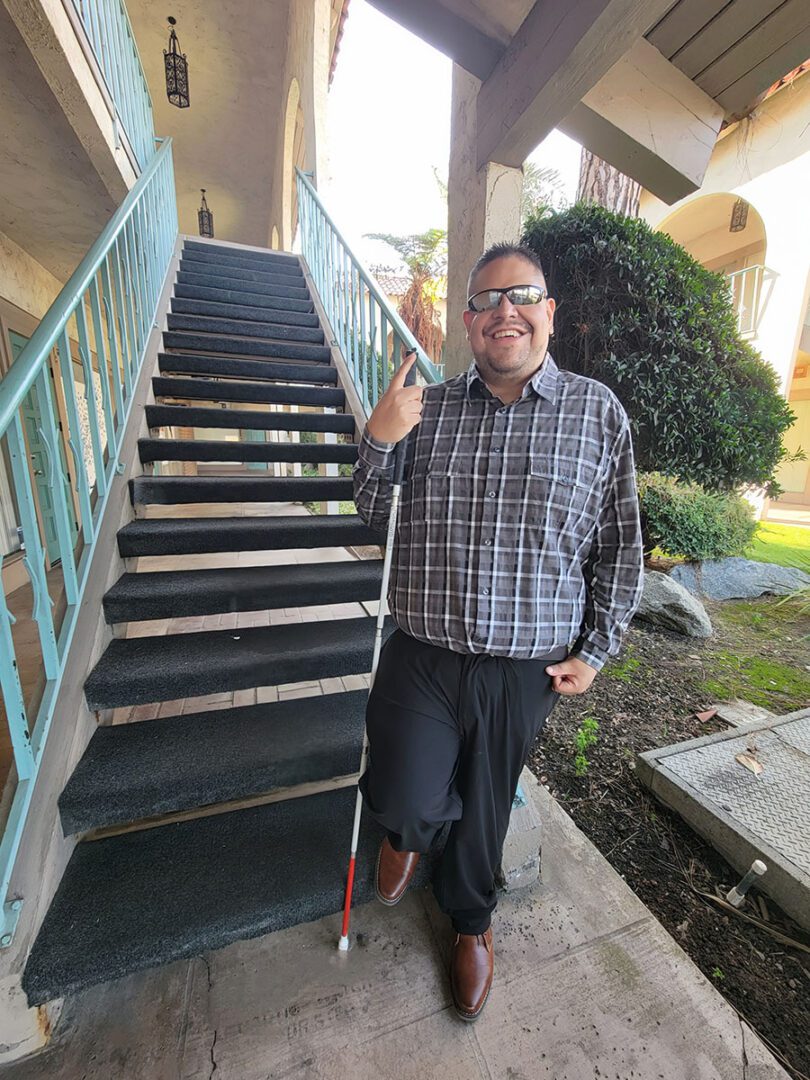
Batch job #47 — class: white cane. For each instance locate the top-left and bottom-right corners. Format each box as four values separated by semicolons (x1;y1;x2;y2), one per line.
338;350;416;951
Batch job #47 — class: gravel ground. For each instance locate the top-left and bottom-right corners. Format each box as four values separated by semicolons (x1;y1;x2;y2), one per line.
528;592;810;1079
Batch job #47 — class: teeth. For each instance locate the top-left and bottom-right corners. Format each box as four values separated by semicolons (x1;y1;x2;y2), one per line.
493;330;521;338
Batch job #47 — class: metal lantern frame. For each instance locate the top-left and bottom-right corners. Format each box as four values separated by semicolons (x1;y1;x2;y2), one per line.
164;17;189;108
198;189;214;238
729;197;749;233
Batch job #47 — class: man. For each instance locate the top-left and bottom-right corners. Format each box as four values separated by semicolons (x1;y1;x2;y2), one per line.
353;242;644;1022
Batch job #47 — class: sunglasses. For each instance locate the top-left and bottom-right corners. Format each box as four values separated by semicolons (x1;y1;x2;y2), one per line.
467;284;548;313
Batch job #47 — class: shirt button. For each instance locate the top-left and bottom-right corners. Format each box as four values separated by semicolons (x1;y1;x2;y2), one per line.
493;447;503;454
488;490;497;498
482;588;490;596
484;539;492;546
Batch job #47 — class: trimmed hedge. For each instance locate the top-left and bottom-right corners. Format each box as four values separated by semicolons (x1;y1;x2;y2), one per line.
638;472;757;560
523;204;795;497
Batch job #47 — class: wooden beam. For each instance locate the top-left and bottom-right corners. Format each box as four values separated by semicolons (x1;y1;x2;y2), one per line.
476;0;676;169
559;39;724;203
364;0;503;80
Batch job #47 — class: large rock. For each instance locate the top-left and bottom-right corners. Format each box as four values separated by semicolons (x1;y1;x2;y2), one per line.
670;557;810;601
634;571;713;637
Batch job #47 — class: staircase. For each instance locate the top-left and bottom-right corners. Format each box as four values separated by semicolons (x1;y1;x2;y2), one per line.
21;239;413;1005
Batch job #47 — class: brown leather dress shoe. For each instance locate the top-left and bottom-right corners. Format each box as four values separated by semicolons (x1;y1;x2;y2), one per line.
375;836;420;906
450;927;493;1022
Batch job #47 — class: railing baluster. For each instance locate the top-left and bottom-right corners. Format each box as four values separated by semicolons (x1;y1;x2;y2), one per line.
6;414;59;681
100;258;126;413
369;300;379;407
56;329;95;544
74;299;107;499
0;554;34;780
89;276;118;462
359;279;369;411
34;367;79;608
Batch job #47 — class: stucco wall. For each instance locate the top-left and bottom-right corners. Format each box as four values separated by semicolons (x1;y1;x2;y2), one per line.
0;230;64;321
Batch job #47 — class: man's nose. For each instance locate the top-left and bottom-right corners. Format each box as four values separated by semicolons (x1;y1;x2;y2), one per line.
497;292;518;314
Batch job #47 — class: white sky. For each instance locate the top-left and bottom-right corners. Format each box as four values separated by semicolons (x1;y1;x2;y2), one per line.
324;0;582;271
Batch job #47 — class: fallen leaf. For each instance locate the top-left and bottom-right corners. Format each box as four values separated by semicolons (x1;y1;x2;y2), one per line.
696;708;718;723
735;752;763;777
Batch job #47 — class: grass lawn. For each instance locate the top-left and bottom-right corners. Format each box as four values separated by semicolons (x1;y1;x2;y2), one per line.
744;522;810;572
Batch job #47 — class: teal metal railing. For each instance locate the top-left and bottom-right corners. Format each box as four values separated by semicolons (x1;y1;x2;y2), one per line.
295;169;442;415
0;138;177;946
70;0;155;170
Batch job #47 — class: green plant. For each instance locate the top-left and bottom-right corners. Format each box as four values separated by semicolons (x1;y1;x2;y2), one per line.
711;967;726;982
637;472;757;560
573;715;600;777
522;204;796;496
366;228;446;362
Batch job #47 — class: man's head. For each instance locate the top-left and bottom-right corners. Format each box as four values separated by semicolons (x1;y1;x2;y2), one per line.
462;243;555;386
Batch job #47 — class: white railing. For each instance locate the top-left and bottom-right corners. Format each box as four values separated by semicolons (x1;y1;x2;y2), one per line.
727;265;764;337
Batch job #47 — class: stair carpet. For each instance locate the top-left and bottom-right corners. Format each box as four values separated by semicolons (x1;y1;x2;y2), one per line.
21;239;418;1006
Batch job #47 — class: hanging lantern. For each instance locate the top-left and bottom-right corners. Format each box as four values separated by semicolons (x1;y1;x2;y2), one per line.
198;189;214;237
729;197;749;233
164;17;189;108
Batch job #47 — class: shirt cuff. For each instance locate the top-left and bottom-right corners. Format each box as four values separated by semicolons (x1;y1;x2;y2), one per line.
570;638;609;672
359;427;396;469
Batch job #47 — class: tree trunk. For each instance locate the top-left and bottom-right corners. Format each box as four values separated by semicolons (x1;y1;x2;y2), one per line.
577;149;641;217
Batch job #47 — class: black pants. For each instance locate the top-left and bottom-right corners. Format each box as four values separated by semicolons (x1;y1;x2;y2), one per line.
359;628;567;935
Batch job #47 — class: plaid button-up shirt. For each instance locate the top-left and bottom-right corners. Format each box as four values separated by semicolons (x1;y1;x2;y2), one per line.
353;353;644;671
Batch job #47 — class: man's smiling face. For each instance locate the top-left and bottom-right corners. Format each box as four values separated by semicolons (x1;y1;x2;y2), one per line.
462;254;555;387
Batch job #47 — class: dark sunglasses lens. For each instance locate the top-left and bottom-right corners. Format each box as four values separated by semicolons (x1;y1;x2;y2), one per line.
470;291;499;312
507;286;544;305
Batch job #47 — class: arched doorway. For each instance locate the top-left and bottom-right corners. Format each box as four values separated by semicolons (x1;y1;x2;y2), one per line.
281;79;307;251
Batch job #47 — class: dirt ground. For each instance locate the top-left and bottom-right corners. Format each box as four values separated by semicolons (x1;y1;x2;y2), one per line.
528;590;810;1080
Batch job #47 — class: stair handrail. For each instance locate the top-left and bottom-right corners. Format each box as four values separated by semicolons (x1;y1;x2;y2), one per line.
295;168;442;416
0;137;177;947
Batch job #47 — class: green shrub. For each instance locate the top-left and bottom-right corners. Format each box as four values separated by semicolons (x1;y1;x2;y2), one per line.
638;472;757;560
522;204;795;496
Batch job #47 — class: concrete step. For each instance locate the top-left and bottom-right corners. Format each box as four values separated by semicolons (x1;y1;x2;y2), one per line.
166;312;325;346
117;514;382;557
162;331;331;364
103;558;383;623
137;437;359;466
84;615;391;710
157;352;337;385
58;691;370;835
144;403;354;435
151;375;345;408
178;259;307;291
182;243;304;275
129;474;354;507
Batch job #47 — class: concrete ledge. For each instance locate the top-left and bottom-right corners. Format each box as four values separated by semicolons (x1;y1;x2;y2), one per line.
637;706;810;931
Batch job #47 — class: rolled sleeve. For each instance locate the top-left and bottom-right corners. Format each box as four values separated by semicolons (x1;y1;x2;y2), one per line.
352;427;398;530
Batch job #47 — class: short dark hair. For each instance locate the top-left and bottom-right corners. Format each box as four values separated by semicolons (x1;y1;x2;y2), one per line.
467;242;546;297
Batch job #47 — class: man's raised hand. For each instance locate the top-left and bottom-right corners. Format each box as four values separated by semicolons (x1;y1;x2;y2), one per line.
366;350;423;444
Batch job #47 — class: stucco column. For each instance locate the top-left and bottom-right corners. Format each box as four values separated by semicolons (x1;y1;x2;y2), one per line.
445;64;523;378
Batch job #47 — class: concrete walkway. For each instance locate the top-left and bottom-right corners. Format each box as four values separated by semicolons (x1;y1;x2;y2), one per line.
2;779;788;1079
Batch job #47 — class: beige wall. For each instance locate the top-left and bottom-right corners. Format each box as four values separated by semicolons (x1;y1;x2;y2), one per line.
0;231;64;321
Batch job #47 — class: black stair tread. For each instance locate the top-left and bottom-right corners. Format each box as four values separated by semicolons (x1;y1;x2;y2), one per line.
176;272;309;303
184;239;301;266
152;376;345;408
137;437;359;466
174;282;314;314
158;352;338;385
171;297;319;328
84;615;392;709
117;514;383;557
163;331;331;364
130;474;354;506
59;690;370;835
166;313;325;346
178;261;308;292
145;403;354;434
181;247;304;274
103;558;384;623
23;784;441;1005
181;248;305;278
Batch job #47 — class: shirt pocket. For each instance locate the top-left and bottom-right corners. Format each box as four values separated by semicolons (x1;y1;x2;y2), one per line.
527;452;601;534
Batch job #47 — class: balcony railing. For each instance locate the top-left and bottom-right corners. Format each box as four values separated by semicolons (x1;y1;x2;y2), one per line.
69;0;155;170
295;169;442;415
0;139;177;946
727;264;764;337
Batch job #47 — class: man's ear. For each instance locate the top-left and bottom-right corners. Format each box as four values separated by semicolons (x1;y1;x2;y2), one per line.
462;308;475;335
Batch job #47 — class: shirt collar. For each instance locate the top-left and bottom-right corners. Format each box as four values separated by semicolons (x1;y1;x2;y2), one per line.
465;351;559;405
